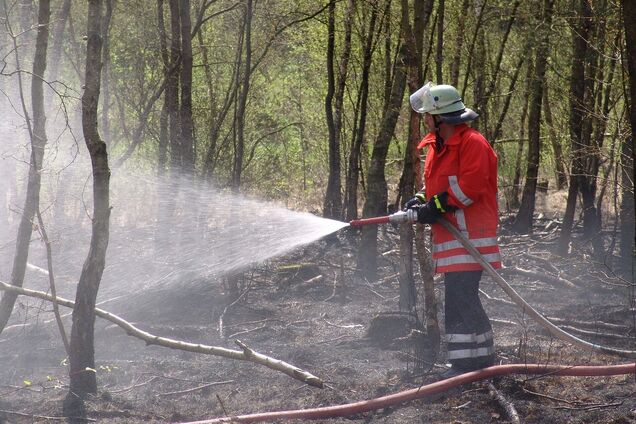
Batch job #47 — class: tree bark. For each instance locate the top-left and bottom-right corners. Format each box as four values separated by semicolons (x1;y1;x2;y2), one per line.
168;0;182;171
344;1;379;221
0;0;50;334
434;0;444;83
323;0;353;219
542;84;568;189
512;0;553;234
357;0;408;281
65;0;111;401
179;0;195;172
619;0;635;277
232;0;253;191
557;0;593;254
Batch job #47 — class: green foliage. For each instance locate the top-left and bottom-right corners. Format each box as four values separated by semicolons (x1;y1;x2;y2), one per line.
36;0;629;211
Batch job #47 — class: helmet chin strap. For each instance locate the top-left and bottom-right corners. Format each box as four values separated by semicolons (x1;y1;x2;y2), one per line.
433;115;444;151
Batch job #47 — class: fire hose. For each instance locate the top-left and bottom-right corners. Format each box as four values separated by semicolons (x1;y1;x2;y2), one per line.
181;363;635;423
351;211;636;359
178;212;635;424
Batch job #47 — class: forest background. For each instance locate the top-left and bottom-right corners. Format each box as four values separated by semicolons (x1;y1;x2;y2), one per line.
0;0;634;419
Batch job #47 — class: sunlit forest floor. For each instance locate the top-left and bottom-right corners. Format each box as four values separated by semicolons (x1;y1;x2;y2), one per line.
1;214;634;423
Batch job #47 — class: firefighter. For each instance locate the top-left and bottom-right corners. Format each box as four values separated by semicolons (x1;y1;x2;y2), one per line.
406;82;501;379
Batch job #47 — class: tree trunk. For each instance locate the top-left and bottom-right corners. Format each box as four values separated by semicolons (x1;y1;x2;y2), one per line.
557;0;593;254
449;0;468;87
65;0;110;402
345;1;379;221
542;84;568;189
0;0;50;334
101;0;113;145
179;0;195;172
512;0;553;234
47;0;71;82
168;0;182;171
434;0;444;83
357;0;408;281
232;0;253;191
157;0;170;176
323;0;353;219
619;0;636;277
396;0;433;311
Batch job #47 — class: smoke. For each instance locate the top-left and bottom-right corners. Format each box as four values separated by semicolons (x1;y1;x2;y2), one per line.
1;89;347;317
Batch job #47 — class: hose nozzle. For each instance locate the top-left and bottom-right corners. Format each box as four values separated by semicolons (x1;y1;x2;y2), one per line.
349;209;417;227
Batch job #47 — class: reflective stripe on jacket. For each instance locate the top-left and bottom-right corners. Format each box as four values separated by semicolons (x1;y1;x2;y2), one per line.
418;124;502;273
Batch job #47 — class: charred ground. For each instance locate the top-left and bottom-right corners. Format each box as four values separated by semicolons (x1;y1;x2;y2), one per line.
0;217;635;423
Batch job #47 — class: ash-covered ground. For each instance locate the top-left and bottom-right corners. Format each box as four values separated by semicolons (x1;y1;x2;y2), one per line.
0;217;634;423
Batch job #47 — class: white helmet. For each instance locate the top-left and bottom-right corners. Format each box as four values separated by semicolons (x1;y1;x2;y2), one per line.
409;82;478;123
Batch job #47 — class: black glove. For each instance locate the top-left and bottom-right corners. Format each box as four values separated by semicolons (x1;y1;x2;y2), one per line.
415;192;454;224
404;192;426;210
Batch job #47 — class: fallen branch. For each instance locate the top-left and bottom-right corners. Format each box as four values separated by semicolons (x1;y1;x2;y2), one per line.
0;409;95;422
157;380;234;397
486;382;520;424
501;266;576;289
0;281;323;388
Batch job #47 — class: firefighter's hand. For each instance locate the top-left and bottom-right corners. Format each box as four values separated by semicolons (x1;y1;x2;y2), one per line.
415;192;455;224
404;192;426;210
415;203;439;224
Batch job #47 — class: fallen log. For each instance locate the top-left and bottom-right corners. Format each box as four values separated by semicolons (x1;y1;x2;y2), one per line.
0;281;323;388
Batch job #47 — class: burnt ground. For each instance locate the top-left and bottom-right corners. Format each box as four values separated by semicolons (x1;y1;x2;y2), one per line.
0;216;635;423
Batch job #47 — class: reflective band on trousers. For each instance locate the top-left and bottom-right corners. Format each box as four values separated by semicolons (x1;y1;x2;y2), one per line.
434;237;498;254
446;331;493;344
448;176;473;206
435;253;502;267
448;346;495;360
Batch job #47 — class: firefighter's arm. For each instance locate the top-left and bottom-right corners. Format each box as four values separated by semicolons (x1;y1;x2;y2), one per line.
446;133;492;209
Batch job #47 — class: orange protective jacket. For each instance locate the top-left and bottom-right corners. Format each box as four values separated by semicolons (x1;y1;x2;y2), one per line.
418;124;502;273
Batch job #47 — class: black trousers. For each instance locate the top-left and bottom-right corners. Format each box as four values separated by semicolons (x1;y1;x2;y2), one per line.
444;270;495;370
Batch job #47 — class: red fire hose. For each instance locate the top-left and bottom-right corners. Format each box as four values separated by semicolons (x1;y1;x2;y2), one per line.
180;363;635;423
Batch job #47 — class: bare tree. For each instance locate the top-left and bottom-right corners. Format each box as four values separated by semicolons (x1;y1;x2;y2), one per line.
64;0;111;409
557;0;593;253
0;0;51;333
512;0;553;234
619;0;635;276
357;0;408;280
323;0;354;219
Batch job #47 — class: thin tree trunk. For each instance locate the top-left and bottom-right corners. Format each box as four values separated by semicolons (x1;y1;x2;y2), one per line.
513;0;553;234
619;0;635;277
324;0;353;219
542;84;568;189
357;0;408;281
232;0;252;191
168;0;182;171
449;0;468;87
460;0;488;99
345;1;379;221
396;0;433;312
157;0;169;176
0;0;50;334
509;57;534;209
47;0;71;82
557;0;593;254
65;0;110;403
434;0;443;83
100;0;113;145
179;0;195;172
